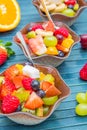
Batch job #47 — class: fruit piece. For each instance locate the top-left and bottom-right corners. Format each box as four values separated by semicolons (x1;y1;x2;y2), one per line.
0;76;5;86
22;76;33;92
73;4;79;11
64;0;76;6
56;34;64;44
24;92;44;110
75;103;87;116
31;80;40;91
0;0;20;32
76;93;87;103
58;50;65;57
44;36;57;47
40;81;61;97
36;89;45;98
12;75;24;89
15;64;24;74
22;107;35;115
56;44;69;53
36;106;43;117
16;34;29;44
39;72;46;81
28;35;47;55
42;95;58;105
79;64;87;80
0;42;15;65
62;8;75;17
43;20;55;32
43;74;55;84
68;5;74;9
46;47;58;55
2;95;20;113
80;34;87;49
13;89;30;103
26;31;36;39
4;65;19;80
61;38;74;49
22;65;40;78
54;27;69;38
16;104;22;112
31;24;44;31
43;106;49;115
1;78;16;98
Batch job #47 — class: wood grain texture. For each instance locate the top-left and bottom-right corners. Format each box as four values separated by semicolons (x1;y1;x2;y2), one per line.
0;0;87;129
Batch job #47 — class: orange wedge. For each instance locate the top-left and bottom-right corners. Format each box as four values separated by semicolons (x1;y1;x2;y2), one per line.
0;0;21;32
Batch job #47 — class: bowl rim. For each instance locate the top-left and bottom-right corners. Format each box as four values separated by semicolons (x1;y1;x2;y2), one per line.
13;21;80;60
0;63;70;119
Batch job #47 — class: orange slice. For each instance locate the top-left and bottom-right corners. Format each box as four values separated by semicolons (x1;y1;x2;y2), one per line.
0;0;20;32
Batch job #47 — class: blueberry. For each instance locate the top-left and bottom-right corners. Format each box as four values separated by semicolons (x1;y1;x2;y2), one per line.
31;80;40;91
68;5;74;9
27;27;32;32
58;51;65;57
16;105;22;112
36;89;45;98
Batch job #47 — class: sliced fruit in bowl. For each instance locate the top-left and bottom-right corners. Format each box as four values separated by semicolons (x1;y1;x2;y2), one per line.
0;63;70;125
13;20;80;67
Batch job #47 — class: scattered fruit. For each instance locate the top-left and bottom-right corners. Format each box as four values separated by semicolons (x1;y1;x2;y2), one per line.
0;41;15;66
75;91;87;116
0;0;21;32
80;34;87;49
79;63;87;80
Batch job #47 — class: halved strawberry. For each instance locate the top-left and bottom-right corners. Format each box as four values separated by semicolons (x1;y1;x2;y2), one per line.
24;92;44;110
4;65;20;80
0;42;15;66
31;24;44;31
40;81;61;97
1;78;16;99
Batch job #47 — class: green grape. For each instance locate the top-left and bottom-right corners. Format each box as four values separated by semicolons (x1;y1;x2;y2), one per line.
43;74;55;84
75;103;87;116
76;93;87;103
74;4;79;11
26;31;36;38
44;36;57;47
62;9;75;17
42;95;58;105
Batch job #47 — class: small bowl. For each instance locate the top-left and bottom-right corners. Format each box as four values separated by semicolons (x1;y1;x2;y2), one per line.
0;63;70;125
13;21;80;67
32;0;87;26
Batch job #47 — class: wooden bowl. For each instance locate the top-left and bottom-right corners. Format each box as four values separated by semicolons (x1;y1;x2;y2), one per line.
0;63;70;125
13;21;80;67
32;0;87;26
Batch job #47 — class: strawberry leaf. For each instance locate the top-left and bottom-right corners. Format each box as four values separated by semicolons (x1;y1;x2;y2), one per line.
6;47;15;57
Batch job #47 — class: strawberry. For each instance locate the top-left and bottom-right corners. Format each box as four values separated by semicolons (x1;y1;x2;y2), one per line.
2;94;20;113
0;41;15;66
31;24;44;31
22;77;34;92
4;65;19;80
1;78;16;99
79;63;87;80
54;27;69;38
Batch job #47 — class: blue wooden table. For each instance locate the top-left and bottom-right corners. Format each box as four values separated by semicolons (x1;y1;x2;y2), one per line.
0;0;87;130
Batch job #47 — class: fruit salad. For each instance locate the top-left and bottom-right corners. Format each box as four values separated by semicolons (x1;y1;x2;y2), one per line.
40;0;79;17
0;63;61;117
17;21;74;57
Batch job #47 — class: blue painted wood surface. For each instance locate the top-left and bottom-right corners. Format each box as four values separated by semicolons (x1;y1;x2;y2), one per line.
0;0;87;130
